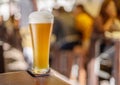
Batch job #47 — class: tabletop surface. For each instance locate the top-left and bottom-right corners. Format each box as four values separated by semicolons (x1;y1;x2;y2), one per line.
0;70;70;85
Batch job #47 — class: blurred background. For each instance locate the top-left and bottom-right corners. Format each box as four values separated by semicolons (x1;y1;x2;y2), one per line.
0;0;103;21
0;0;120;85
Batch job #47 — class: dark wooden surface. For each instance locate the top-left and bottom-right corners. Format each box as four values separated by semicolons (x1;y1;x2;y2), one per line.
0;71;70;85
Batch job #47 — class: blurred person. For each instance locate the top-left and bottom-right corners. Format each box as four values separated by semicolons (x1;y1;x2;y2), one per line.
88;0;120;85
3;15;28;72
18;0;37;68
93;0;118;43
92;0;119;56
73;4;93;56
54;7;81;77
72;4;94;85
57;7;80;51
52;8;65;44
50;7;81;79
50;8;65;67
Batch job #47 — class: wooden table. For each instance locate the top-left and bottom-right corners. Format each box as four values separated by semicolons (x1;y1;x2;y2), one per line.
0;70;71;85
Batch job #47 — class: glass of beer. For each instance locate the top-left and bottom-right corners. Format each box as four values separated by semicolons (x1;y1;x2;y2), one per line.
29;10;54;76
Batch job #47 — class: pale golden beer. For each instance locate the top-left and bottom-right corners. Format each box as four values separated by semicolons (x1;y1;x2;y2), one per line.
29;11;54;75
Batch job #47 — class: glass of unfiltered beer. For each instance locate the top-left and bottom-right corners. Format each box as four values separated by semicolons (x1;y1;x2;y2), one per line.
29;10;54;76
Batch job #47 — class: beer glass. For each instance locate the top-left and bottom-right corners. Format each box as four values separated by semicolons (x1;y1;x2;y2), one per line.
29;10;54;76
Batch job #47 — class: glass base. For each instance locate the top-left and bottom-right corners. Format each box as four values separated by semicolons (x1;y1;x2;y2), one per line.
27;68;50;77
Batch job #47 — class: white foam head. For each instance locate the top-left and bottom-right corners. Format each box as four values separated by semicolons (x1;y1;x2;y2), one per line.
29;10;54;24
